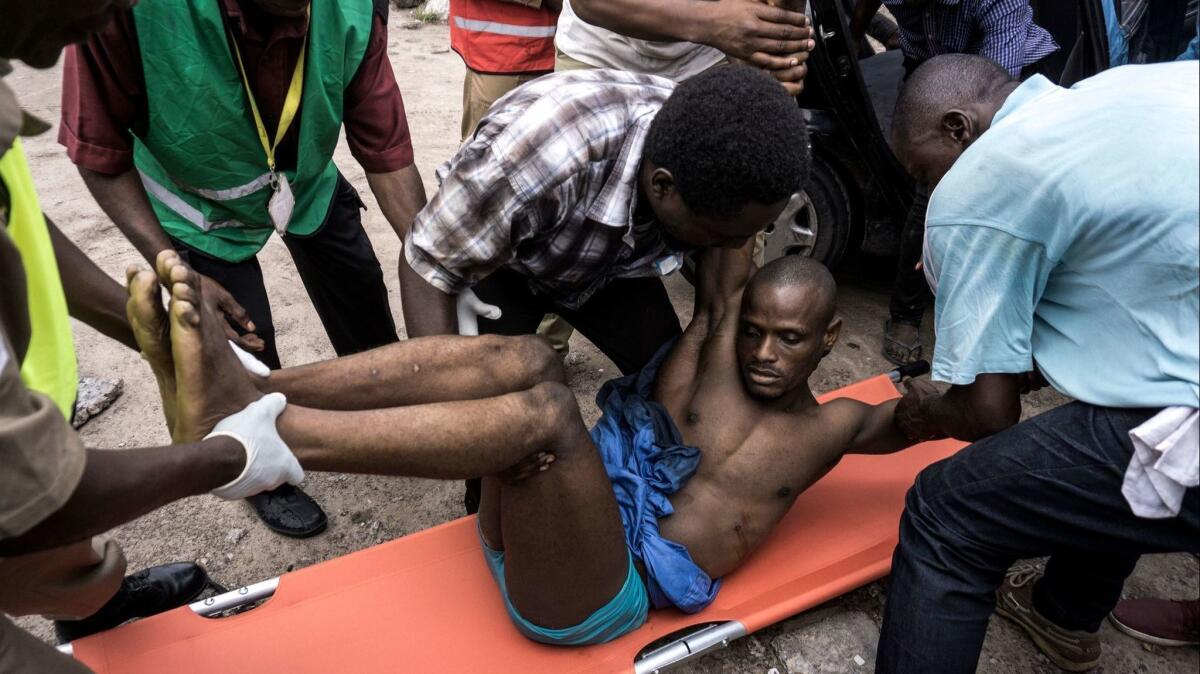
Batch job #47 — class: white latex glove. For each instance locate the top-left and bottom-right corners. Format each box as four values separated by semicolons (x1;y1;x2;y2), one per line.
456;288;502;336
208;392;303;500
229;340;270;378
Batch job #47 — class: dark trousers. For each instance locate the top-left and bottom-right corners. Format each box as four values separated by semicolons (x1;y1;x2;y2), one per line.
888;184;930;326
876;402;1200;673
461;269;682;514
174;173;398;369
473;268;682;376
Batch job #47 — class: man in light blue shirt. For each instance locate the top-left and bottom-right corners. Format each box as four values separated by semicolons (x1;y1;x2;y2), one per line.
875;55;1199;673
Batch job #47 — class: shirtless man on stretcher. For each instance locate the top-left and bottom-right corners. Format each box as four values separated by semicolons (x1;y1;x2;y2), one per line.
129;243;915;646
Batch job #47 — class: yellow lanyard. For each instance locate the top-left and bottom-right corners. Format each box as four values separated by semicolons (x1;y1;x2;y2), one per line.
229;8;308;175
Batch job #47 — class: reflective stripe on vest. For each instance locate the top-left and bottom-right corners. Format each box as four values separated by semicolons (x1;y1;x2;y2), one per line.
453;16;556;38
0;139;78;420
137;169;262;232
450;0;557;74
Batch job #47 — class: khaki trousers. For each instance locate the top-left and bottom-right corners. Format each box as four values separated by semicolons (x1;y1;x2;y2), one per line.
0;538;126;620
0;615;92;673
0;538;125;673
461;68;546;142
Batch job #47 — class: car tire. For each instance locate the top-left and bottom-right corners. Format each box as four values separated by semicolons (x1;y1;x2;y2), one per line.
761;152;853;269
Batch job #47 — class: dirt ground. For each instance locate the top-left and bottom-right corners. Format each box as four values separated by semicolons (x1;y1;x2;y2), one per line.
8;14;1197;673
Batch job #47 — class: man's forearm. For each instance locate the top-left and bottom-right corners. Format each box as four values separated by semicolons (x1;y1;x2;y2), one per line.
79;167;173;264
0;437;245;556
398;246;458;337
922;377;1021;441
365;164;427;241
47;216;137;350
572;0;711;43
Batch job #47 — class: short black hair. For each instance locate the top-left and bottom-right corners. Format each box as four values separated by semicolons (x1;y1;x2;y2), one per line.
645;66;809;217
746;254;837;323
893;54;1015;145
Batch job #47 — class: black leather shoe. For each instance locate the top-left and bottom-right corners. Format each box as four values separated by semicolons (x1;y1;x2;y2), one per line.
54;562;209;643
246;483;327;538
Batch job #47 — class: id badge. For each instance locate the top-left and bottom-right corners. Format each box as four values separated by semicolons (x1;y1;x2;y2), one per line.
268;173;295;234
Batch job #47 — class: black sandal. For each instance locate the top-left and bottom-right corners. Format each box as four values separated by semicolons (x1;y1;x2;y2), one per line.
882;319;923;367
246;484;328;538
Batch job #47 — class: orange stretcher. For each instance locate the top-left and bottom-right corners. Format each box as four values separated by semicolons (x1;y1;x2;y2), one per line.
65;374;964;674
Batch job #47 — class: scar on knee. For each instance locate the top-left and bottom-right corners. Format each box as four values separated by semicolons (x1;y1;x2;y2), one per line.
412;364;420;374
370;367;381;378
686;410;700;424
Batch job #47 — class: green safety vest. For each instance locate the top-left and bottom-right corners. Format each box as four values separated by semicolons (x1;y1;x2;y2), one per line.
0;139;78;420
131;0;372;263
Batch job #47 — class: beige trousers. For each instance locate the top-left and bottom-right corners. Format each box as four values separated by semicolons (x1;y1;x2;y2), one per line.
0;538;126;620
0;538;125;673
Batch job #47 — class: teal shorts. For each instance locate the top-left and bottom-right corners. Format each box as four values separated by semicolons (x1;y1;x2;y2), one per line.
479;529;649;645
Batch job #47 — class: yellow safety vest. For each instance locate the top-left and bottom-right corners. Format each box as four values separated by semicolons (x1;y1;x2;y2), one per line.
0;138;77;419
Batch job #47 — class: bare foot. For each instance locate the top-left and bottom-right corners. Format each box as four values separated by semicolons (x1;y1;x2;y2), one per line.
126;266;177;432
159;251;263;443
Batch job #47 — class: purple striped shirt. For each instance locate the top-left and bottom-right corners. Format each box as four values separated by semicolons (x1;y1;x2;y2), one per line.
883;0;1059;76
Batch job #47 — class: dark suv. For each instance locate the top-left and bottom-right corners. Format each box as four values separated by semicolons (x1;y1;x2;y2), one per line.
765;0;1195;269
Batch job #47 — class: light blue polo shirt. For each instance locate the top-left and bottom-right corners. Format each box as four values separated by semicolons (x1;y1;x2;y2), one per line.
923;61;1200;409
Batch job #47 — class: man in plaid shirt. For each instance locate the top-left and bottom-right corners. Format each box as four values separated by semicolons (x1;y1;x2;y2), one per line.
399;66;808;511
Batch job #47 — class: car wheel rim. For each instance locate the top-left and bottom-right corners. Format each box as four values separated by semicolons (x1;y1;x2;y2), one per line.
763;190;819;261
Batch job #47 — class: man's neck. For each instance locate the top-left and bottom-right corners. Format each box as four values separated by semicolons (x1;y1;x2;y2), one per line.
756;384;818;413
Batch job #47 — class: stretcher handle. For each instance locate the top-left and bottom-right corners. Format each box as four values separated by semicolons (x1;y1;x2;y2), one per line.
887;359;930;383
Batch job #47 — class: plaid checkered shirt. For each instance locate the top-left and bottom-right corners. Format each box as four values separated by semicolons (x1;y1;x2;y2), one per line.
883;0;1059;76
404;69;684;311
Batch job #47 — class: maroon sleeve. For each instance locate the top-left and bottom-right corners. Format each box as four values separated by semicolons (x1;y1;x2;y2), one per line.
58;11;147;176
342;14;416;173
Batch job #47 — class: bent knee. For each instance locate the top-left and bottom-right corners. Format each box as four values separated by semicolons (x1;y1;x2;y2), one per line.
481;335;564;387
519;381;587;449
515;335;564;384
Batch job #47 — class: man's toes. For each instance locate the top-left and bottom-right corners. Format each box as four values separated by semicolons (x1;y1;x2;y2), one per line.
170;298;202;329
170;278;199;308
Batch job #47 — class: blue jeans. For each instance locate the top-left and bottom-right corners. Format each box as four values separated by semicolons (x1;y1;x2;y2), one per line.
876;402;1200;673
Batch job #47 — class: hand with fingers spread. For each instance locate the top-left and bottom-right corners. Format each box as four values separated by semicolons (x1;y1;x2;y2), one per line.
197;273;265;353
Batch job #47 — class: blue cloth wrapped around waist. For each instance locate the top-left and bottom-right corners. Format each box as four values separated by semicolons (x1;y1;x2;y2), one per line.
589;342;721;613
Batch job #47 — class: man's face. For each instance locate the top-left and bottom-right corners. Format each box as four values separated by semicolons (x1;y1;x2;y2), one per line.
736;282;840;401
894;125;965;188
643;165;788;250
0;0;131;68
249;0;311;18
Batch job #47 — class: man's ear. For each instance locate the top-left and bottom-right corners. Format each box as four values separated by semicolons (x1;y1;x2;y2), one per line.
941;110;974;145
822;316;842;356
650;167;675;200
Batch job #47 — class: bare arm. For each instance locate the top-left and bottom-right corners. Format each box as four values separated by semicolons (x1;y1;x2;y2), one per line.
46;215;137;351
398;240;458;337
573;0;813;74
836;398;914;455
895;374;1021;442
0;437;245;556
365;165;427;241
78;167;172;265
654;241;755;403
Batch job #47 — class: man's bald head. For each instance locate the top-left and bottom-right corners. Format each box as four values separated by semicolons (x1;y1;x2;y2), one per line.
736;255;841;401
892;54;1017;186
745;254;837;324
